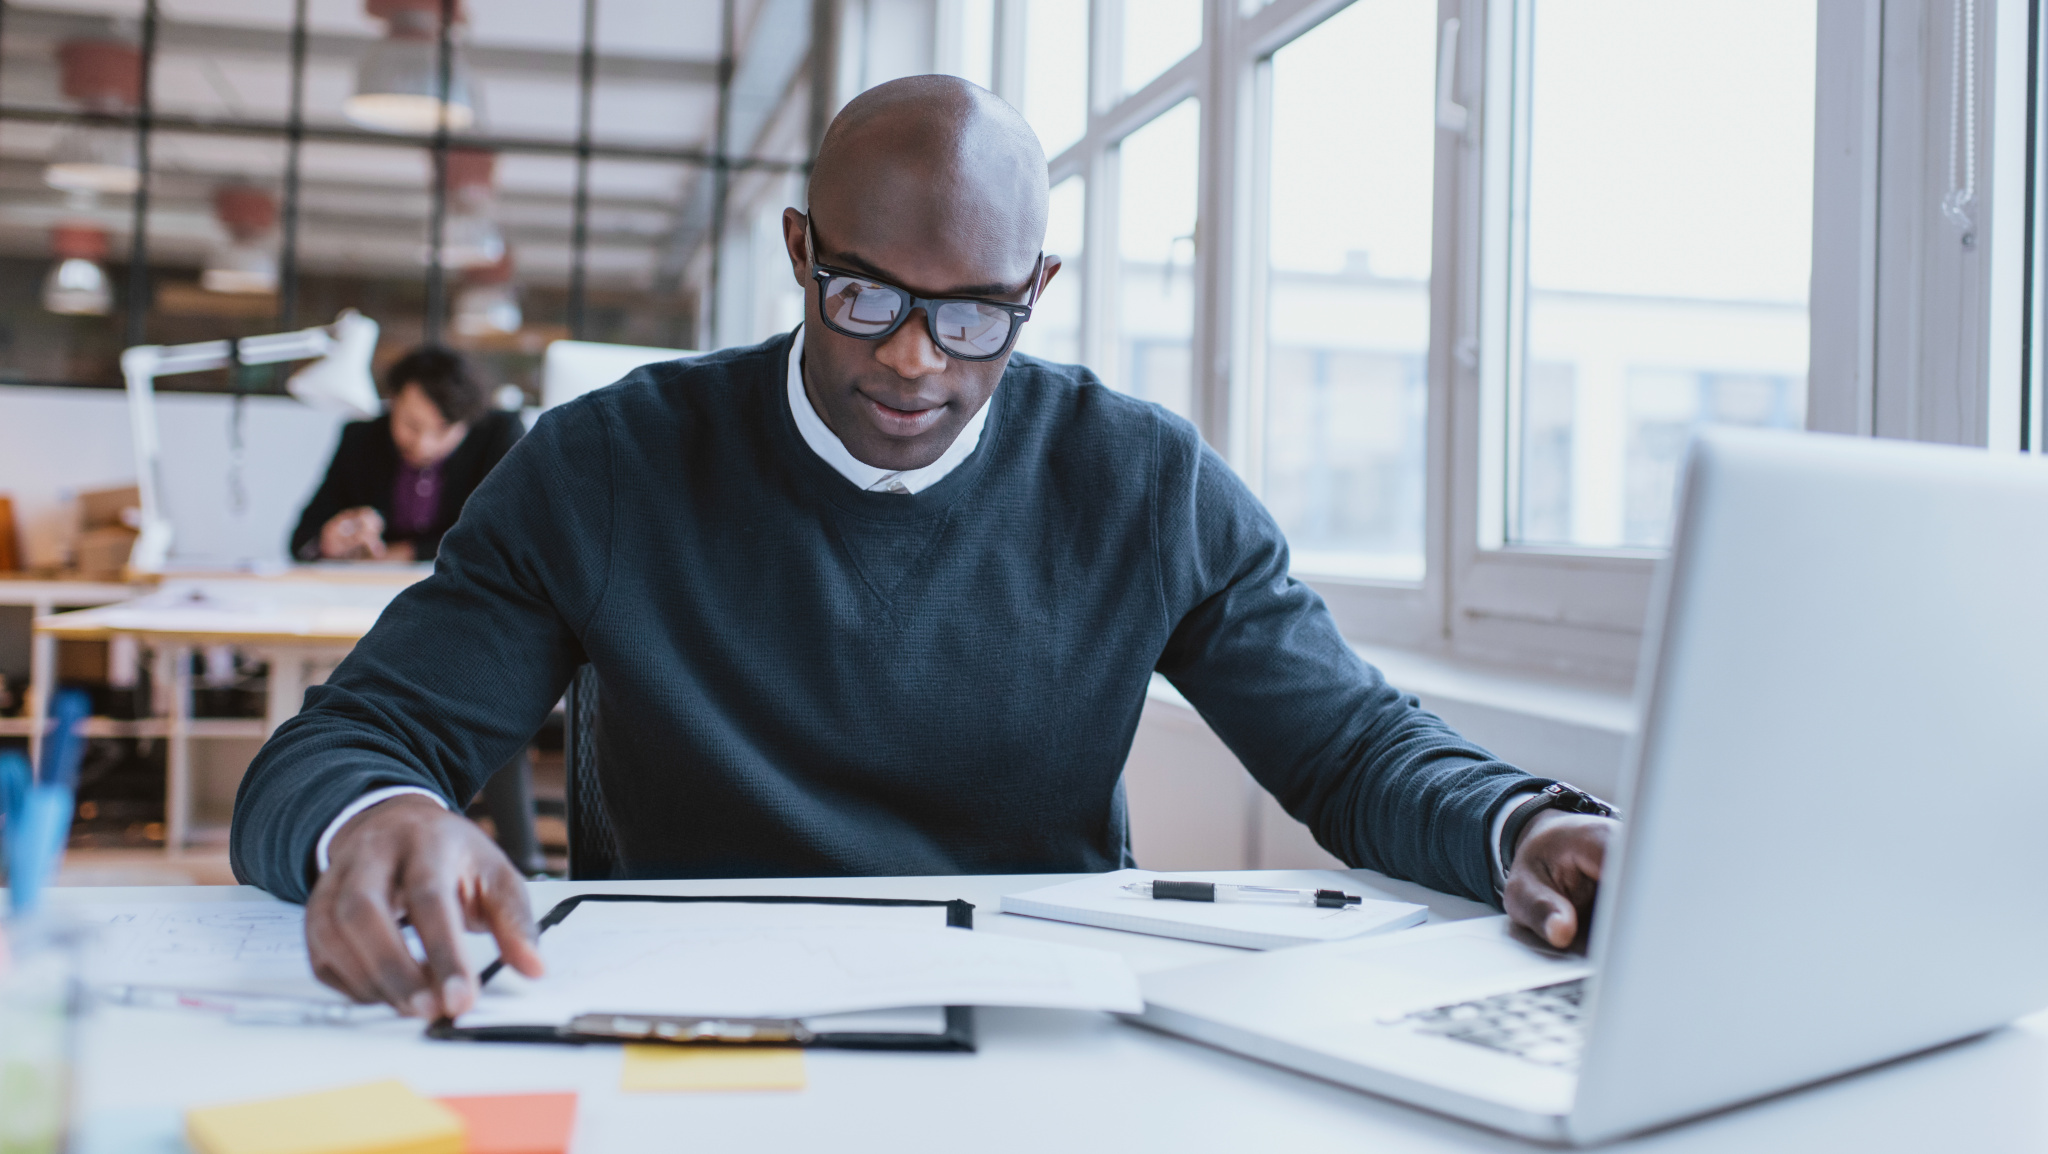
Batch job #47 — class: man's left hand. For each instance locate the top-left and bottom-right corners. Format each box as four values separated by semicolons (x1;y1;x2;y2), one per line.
1503;811;1616;950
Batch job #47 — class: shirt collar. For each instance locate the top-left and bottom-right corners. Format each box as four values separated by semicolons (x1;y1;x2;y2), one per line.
785;325;990;495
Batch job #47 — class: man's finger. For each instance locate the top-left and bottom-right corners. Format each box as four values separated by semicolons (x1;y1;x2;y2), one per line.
473;864;545;979
331;882;434;1015
402;881;478;1019
1507;875;1578;949
305;902;382;1004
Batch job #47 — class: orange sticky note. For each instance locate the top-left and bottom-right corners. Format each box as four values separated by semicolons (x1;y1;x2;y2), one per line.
434;1093;577;1154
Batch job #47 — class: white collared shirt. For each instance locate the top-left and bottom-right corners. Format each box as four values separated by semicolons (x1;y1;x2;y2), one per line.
784;324;989;495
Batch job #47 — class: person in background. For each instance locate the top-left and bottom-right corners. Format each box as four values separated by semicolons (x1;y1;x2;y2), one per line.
289;346;542;875
291;346;522;564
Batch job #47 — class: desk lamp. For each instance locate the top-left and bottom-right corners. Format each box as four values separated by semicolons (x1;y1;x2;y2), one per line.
120;309;381;573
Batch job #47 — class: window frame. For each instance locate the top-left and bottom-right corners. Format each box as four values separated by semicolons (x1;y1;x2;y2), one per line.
990;0;2028;686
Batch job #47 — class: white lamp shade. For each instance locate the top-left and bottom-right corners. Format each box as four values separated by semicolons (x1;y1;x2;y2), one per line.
287;309;382;420
42;256;111;315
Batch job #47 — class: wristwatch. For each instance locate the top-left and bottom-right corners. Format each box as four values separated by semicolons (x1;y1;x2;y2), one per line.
1498;781;1617;882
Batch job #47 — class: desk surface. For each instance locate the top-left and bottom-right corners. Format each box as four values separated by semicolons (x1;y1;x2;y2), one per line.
51;874;2048;1153
32;573;425;644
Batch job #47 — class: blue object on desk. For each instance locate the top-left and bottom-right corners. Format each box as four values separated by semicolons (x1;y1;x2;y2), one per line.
3;689;89;916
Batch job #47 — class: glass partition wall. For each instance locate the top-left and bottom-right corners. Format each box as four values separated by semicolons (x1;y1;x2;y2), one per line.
0;0;807;398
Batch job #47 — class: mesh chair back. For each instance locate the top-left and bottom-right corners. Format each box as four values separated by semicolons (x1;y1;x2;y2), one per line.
562;664;622;880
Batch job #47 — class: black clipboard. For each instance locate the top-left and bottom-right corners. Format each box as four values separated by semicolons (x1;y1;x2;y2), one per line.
426;894;977;1052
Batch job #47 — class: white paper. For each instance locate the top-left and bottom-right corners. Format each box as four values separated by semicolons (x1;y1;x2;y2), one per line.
79;899;497;1011
460;900;1143;1025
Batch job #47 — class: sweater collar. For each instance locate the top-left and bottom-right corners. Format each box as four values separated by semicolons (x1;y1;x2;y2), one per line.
785;324;991;495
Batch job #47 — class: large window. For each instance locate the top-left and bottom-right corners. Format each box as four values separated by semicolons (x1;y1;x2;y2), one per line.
1113;98;1199;418
1504;0;1816;550
980;0;1858;682
1260;0;1435;580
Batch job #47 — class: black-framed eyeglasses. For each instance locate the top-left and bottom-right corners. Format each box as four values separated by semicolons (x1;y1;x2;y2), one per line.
806;218;1050;361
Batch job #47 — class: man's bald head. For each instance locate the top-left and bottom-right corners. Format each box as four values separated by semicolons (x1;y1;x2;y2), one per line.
784;76;1062;475
808;75;1048;287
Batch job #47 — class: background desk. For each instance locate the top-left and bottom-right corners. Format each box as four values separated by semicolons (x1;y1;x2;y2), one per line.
29;568;426;851
52;873;2048;1153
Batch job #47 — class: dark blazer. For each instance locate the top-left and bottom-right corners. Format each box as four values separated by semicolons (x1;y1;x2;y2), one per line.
290;409;523;562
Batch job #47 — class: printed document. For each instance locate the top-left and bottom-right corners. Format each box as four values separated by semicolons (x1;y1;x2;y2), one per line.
460;900;1143;1024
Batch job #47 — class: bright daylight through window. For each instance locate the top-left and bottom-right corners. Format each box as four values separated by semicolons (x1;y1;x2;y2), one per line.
1263;0;1435;581
1022;0;1089;159
1510;0;1816;550
1114;99;1201;419
1017;176;1084;364
1121;0;1203;96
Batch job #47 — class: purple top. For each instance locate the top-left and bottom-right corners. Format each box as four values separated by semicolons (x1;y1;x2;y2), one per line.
390;460;443;537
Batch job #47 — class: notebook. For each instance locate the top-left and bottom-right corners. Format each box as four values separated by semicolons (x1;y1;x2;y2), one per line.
1000;869;1429;950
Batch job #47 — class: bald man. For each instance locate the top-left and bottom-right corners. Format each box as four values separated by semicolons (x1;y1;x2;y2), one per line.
232;76;1614;1020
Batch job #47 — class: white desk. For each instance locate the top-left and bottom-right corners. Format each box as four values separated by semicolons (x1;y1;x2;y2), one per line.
51;874;2048;1153
30;570;426;850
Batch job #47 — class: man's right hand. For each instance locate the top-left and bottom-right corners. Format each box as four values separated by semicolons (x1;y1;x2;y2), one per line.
305;794;544;1018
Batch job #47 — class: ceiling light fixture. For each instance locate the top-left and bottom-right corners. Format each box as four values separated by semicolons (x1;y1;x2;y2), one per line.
45;39;142;194
42;224;113;316
454;249;522;337
202;184;280;295
434;147;505;269
346;0;477;134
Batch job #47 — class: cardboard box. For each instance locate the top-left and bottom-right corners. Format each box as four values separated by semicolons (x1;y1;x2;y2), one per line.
78;485;141;532
0;494;18;571
75;525;138;580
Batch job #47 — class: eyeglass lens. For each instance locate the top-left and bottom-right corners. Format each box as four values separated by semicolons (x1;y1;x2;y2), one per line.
821;273;1015;358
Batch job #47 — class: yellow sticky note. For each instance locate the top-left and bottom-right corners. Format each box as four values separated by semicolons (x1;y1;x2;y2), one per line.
185;1079;465;1154
619;1045;807;1092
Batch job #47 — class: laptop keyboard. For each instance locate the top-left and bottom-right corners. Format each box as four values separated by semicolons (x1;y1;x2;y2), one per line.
1394;978;1586;1068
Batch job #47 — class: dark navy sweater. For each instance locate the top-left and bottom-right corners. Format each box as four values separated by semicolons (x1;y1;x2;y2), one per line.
231;332;1537;904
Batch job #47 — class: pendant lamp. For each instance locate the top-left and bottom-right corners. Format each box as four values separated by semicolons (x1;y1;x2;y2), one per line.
42;224;113;316
45;39;142;194
346;0;477;134
202;184;280;295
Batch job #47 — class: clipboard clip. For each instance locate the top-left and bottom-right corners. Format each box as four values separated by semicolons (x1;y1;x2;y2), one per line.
569;1013;817;1045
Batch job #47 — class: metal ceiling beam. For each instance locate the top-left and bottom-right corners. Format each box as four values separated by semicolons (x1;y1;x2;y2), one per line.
0;6;722;87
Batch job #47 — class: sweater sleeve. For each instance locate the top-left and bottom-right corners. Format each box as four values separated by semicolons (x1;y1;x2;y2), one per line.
232;400;614;901
1149;419;1537;905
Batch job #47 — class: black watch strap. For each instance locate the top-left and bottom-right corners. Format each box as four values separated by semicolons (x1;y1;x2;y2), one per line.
1497;781;1617;884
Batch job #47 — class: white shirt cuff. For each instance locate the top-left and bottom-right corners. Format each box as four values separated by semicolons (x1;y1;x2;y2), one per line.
314;786;448;874
1490;789;1541;890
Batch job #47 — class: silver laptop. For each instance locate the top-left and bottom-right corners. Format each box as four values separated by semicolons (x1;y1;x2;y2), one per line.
1135;428;2048;1145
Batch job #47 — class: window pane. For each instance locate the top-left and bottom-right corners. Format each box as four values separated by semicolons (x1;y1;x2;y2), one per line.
1114;99;1198;418
1121;0;1202;97
1512;0;1815;549
1016;175;1084;363
1022;0;1089;158
1262;2;1433;581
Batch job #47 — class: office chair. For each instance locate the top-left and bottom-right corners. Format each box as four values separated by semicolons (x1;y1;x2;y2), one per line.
561;662;1136;877
562;664;623;880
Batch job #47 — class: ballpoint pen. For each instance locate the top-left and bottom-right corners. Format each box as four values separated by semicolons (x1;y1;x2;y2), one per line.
1121;880;1364;909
